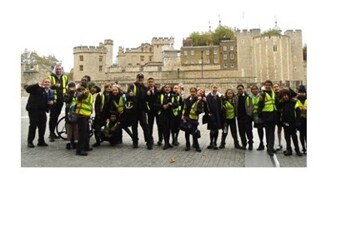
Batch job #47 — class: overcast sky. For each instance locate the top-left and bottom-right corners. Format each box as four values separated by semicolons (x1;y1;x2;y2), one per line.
17;0;311;71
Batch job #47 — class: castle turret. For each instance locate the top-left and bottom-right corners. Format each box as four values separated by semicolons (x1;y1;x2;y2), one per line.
151;37;175;62
104;39;114;67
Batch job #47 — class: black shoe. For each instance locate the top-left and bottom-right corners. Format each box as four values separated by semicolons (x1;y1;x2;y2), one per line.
49;137;55;142
195;147;202;152
185;147;190;151
133;143;138;148
235;144;243;149
66;143;71;150
172;141;179;146
27;142;35;148
283;150;292;156
248;144;253;150
276;145;283;151
257;144;265;151
37;142;48;146
219;144;225;149
296;151;303;157
92;142;100;147
54;134;60;139
85;147;93;151
267;150;274;156
156;141;162;146
207;144;213;149
213;145;218;150
72;142;77;149
76;151;88;156
147;144;153;150
163;144;169;150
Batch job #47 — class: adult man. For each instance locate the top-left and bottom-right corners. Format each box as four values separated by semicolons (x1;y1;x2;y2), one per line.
127;73;152;149
25;78;54;147
146;77;162;145
259;80;277;156
48;65;68;142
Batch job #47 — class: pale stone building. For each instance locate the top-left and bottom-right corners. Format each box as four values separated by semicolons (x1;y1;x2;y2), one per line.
71;27;306;91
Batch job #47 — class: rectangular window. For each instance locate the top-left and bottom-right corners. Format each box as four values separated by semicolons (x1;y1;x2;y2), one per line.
206;50;210;55
99;56;103;62
230;53;234;60
99;65;103;72
79;55;84;61
79;65;83;71
184;50;188;56
230;46;234;51
223;46;227;51
190;50;194;56
214;58;218;64
149;56;152;61
273;45;278;52
223;54;227;60
214;49;218;55
140;56;144;62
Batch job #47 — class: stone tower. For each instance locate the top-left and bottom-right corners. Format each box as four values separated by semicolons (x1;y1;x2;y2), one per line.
73;44;107;81
151;37;175;62
103;39;114;67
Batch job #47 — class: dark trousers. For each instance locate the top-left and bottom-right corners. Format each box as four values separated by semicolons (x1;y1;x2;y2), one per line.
185;121;199;149
298;118;307;151
221;118;239;145
49;100;64;135
27;110;47;144
237;116;253;146
283;125;300;152
93;117;105;143
147;111;162;143
159;113;174;146
132;111;151;145
76;116;90;153
264;120;276;153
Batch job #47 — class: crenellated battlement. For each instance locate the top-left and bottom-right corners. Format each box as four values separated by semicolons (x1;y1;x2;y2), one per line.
152;37;175;44
73;46;107;53
235;28;261;36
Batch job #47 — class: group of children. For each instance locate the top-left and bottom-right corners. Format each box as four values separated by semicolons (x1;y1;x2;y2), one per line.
26;72;307;158
61;77;307;157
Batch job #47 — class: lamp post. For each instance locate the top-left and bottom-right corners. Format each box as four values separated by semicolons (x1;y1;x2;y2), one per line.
201;50;204;78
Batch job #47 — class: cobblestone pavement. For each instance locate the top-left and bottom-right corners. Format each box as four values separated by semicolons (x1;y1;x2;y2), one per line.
21;97;306;167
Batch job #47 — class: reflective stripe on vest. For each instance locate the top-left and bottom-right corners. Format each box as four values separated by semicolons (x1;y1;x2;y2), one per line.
262;91;276;112
99;93;105;112
158;94;175;115
224;100;235;119
172;95;181;116
76;93;93;117
251;95;260;113
296;99;307;118
113;97;125;114
189;100;199;120
49;75;67;100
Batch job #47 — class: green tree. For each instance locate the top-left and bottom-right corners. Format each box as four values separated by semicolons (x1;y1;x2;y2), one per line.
21;49;60;67
212;25;235;44
261;29;282;38
189;25;236;46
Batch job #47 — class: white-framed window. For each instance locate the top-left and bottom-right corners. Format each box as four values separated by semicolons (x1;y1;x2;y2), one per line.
79;55;84;61
191;50;194;55
184;50;188;56
223;54;227;60
223;46;227;51
206;50;210;55
230;46;234;51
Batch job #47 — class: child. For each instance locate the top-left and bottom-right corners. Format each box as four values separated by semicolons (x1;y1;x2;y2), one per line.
251;85;265;150
279;89;303;156
100;112;122;146
296;85;307;154
64;82;78;149
182;87;204;152
219;88;242;149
